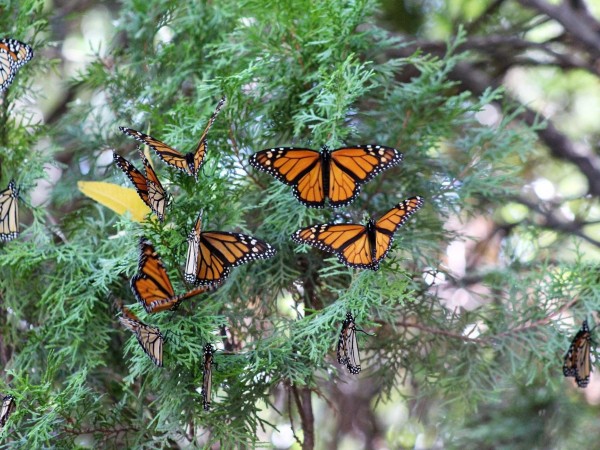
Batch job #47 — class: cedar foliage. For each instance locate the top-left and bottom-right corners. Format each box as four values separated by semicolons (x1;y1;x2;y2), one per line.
1;0;598;449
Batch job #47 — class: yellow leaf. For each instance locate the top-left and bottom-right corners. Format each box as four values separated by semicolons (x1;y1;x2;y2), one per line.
78;181;151;222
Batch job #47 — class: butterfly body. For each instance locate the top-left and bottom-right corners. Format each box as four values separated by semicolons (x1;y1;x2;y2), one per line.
113;151;169;221
249;145;403;208
292;196;424;270
185;212;276;287
119;96;226;180
0;180;19;242
0;38;33;92
563;319;593;388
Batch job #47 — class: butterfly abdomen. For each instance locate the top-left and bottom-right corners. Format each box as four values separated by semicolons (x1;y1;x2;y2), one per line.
321;147;331;203
366;218;378;269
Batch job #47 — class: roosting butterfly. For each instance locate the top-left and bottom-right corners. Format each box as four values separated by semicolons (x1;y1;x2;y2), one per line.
563;319;594;388
185;211;276;287
117;303;164;367
113;151;169;221
0;38;33;92
131;237;212;313
119;96;226;180
0;180;19;242
0;394;15;429
292;196;424;271
337;312;372;374
201;343;215;411
249;144;403;208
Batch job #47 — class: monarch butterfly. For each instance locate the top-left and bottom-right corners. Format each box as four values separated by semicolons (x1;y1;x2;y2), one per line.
185;211;277;287
131;237;212;313
249;145;403;208
291;196;424;271
113;151;169;221
563;319;593;388
0;38;33;92
117;303;164;367
0;180;19;242
0;394;15;429
337;312;368;374
119;96;226;180
201;343;215;411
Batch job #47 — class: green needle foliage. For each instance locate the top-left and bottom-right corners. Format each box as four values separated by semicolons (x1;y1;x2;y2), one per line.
1;0;597;449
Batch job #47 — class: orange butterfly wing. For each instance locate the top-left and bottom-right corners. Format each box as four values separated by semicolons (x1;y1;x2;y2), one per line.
328;145;403;207
185;213;277;287
0;180;19;242
118;304;164;367
249;148;324;207
373;196;424;265
131;238;213;313
0;38;33;92
113;151;168;221
130;238;179;313
563;320;593;388
291;222;373;269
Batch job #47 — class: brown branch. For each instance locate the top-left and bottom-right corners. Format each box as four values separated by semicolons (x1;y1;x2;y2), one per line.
514;195;600;249
291;385;315;450
517;0;600;60
397;296;580;345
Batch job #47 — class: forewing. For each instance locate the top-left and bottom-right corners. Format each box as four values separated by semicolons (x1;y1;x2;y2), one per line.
0;38;33;92
563;320;593;387
0;181;18;242
201;348;214;411
374;196;424;263
194;231;276;286
249;147;324;207
185;213;202;284
119;127;191;175
329;145;403;207
113;152;149;204
130;238;177;313
191;96;227;175
118;306;163;366
0;395;15;428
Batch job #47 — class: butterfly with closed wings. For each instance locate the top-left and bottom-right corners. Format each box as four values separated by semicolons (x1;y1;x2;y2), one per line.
249;145;403;208
0;180;19;242
0;38;33;92
119;96;226;180
337;312;370;374
131;237;213;313
563;319;594;388
0;394;15;429
117;302;164;367
292;196;424;271
113;150;170;221
185;211;276;287
201;343;215;411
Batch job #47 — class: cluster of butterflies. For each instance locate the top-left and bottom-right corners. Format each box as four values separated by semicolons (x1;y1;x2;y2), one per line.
0;38;33;242
563;319;594;388
109;94;424;409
